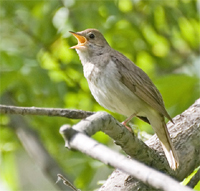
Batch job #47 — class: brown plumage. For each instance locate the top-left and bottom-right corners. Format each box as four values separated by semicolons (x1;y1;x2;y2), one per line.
70;29;179;169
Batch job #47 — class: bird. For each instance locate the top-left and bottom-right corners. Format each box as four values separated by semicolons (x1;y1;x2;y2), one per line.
69;28;179;170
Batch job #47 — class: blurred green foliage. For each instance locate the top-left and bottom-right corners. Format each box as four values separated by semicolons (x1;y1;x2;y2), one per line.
182;167;200;190
0;0;199;190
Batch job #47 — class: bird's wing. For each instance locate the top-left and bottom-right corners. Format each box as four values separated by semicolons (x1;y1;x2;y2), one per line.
111;50;172;121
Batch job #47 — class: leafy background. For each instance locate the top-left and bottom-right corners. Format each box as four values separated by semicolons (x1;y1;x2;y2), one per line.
0;0;199;190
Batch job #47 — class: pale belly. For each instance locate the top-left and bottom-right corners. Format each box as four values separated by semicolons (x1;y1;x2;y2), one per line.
84;61;151;117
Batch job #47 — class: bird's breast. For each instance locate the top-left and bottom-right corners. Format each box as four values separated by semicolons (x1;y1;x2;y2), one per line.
83;60;146;116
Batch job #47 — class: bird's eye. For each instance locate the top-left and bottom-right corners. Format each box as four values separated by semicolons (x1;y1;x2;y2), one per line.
89;33;95;39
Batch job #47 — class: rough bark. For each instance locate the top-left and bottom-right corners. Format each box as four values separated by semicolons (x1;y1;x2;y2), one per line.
0;104;94;119
1;97;199;190
60;125;192;191
60;99;200;190
99;99;200;190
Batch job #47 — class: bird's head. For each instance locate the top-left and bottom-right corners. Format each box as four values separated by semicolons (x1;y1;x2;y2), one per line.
69;29;110;55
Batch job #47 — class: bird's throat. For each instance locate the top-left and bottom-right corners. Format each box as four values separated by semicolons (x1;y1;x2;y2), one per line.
76;49;91;66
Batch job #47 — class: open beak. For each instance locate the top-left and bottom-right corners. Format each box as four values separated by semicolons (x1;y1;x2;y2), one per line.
69;31;87;49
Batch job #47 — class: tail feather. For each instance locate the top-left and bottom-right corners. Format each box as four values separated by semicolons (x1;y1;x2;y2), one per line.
149;114;179;170
161;122;179;170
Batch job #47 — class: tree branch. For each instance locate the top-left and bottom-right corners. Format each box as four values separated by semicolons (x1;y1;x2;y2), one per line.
100;99;200;190
0;104;94;119
1;96;199;190
71;111;173;174
60;125;192;191
60;99;200;190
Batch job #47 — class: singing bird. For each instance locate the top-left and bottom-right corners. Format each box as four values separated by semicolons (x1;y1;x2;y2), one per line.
69;29;179;170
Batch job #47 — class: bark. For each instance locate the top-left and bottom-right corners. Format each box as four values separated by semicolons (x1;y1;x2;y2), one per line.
0;104;94;119
99;99;200;190
1;97;199;190
60;125;192;191
60;99;200;190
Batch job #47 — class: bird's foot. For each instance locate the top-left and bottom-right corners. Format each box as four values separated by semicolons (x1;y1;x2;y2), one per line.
122;121;133;133
122;113;136;133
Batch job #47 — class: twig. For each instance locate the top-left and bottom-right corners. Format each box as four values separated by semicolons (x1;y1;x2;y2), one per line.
56;174;81;191
0;105;94;119
60;125;192;191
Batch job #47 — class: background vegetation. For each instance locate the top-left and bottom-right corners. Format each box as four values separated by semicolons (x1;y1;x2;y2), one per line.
0;0;199;190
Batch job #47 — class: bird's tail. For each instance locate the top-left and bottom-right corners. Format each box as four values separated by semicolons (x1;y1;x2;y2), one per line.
150;115;179;170
160;122;179;170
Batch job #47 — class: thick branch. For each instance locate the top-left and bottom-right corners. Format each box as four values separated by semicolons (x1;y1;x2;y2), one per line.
60;99;200;191
0;104;94;119
71;112;172;174
60;125;192;191
101;99;200;190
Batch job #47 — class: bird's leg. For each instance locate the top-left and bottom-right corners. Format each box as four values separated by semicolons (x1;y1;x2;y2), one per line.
122;113;136;125
122;113;136;133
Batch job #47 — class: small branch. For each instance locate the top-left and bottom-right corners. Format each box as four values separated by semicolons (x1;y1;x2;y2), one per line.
60;99;200;191
60;125;192;191
71;112;171;173
0;105;94;119
56;174;81;191
187;168;200;188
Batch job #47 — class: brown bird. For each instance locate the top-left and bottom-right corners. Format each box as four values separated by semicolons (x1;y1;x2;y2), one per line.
69;29;179;170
